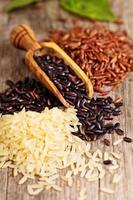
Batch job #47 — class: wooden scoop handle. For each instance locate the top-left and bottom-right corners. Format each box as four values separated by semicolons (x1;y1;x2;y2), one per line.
10;24;41;51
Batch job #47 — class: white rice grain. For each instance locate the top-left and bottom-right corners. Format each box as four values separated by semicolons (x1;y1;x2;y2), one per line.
30;188;43;196
104;152;109;160
111;152;120;160
100;187;114;194
99;169;105;179
112;174;122;184
19;176;28;185
52;185;62;191
65;170;72;178
2;161;12;168
85;170;93;179
0;161;5;168
78;188;87;200
113;139;123;146
68;176;73;187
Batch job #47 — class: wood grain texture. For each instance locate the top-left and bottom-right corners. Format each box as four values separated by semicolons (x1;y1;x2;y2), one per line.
0;0;133;200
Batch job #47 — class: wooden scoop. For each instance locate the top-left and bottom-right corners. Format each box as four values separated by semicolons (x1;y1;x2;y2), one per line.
10;24;93;107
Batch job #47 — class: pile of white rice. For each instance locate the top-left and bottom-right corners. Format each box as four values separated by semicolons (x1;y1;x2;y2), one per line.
0;107;121;196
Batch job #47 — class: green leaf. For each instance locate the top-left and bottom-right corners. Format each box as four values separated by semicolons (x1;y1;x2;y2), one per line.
60;0;117;21
5;0;38;12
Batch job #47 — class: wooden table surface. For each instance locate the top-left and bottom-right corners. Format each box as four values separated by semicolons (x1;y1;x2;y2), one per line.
0;0;133;200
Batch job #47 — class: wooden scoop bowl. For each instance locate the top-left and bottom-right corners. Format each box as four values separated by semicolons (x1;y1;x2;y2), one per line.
10;24;93;107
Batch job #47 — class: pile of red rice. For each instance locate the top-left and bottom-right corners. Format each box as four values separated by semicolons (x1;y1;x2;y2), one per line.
50;24;133;95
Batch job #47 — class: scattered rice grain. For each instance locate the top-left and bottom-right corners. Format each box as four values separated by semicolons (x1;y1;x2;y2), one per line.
111;152;120;160
113;138;123;146
112;174;122;184
100;187;114;194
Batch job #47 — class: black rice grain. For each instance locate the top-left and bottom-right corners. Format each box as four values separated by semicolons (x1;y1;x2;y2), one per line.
115;128;124;136
103;160;112;165
0;77;61;115
123;137;132;143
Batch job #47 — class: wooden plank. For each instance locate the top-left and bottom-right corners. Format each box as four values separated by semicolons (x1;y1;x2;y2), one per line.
0;169;8;200
99;0;133;198
0;0;133;200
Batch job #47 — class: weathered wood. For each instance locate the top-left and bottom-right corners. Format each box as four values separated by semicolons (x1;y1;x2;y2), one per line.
0;0;133;200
